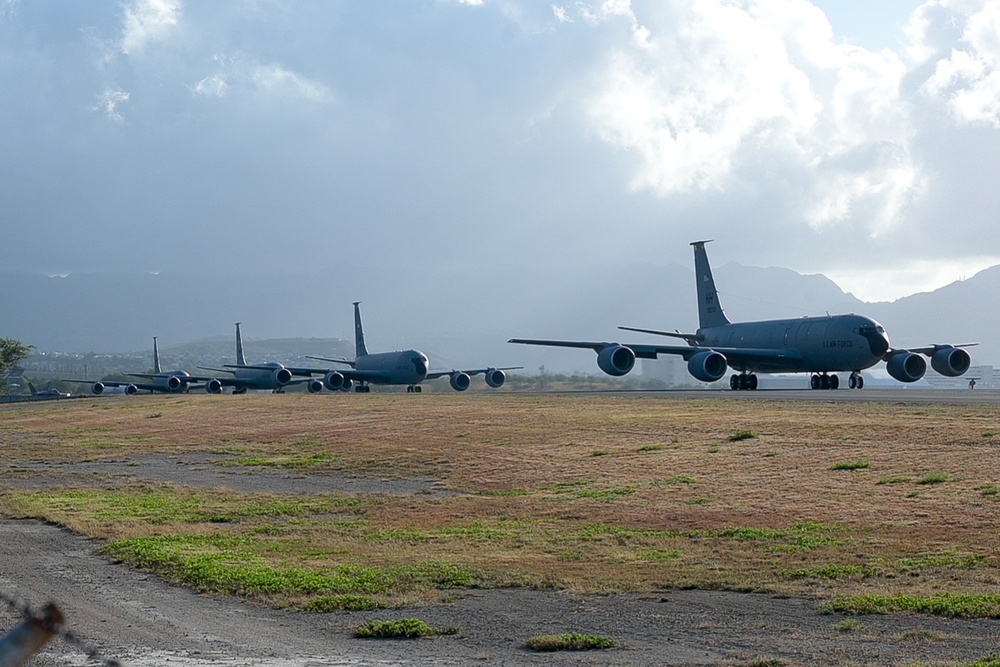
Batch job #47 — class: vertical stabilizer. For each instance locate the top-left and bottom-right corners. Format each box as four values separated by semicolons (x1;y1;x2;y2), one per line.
691;240;731;329
152;336;162;374
353;302;369;358
235;322;248;366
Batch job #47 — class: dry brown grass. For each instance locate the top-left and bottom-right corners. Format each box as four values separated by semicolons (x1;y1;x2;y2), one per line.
2;393;1000;606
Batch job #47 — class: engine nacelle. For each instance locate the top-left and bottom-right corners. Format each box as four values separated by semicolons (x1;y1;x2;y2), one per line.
165;375;182;392
122;384;138;395
687;350;728;383
484;368;506;388
886;351;927;383
205;379;223;394
340;378;354;392
307;378;324;393
323;371;347;391
596;345;635;377
273;368;293;385
450;372;471;391
92;382;105;395
931;346;971;377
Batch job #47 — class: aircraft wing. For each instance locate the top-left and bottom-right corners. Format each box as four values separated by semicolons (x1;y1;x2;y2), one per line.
425;366;523;380
893;343;978;357
507;338;802;365
306;355;357;368
284;365;392;383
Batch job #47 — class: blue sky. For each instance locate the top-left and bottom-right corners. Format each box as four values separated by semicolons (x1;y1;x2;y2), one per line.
3;0;1000;307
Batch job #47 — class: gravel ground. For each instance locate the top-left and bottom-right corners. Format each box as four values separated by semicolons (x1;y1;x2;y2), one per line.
2;455;1000;666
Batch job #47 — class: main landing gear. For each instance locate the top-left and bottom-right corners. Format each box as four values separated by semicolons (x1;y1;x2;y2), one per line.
405;385;422;393
354;385;372;393
809;372;864;390
730;373;758;391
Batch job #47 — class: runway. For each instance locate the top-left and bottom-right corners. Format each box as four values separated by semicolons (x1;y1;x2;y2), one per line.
525;387;1000;405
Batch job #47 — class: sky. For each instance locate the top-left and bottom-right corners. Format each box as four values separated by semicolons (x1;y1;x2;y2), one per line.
3;0;1000;305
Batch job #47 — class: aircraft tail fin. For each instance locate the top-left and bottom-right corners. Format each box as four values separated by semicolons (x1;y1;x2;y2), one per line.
235;322;248;366
27;381;37;395
691;240;731;329
153;336;162;374
353;302;369;358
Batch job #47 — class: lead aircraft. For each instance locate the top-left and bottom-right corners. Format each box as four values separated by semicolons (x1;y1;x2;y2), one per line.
292;302;521;392
509;241;976;390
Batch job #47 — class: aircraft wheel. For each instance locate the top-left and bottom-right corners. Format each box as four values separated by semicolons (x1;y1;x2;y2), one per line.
730;375;740;391
416;386;422;393
749;374;758;390
810;374;819;390
857;376;864;389
830;374;839;390
848;375;857;389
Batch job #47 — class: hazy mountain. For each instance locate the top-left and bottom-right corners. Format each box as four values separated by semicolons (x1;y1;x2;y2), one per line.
3;261;997;375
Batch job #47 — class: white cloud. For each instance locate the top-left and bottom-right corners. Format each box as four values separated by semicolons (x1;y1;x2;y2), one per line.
251;63;332;103
93;89;130;122
918;1;1000;126
121;0;181;55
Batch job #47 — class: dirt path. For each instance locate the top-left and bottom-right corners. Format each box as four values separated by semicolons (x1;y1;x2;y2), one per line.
3;520;1000;666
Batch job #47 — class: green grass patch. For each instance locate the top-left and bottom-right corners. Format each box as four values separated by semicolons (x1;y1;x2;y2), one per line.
653;475;696;486
523;633;616;651
637;444;665;452
728;430;759;442
833;619;862;632
821;594;1000;618
354;618;455;639
829;461;869;471
223;452;340;469
917;473;950;485
102;535;482;598
876;476;911;485
976;484;999;497
782;564;878;580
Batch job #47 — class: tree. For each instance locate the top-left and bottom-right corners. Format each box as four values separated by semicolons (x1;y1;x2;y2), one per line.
0;338;34;394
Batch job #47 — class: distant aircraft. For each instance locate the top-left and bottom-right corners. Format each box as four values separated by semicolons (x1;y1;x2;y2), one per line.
509;240;976;390
65;337;207;395
26;381;70;398
200;323;321;394
293;301;521;393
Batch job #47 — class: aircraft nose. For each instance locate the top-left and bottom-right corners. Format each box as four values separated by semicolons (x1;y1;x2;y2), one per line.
412;357;428;376
860;326;890;358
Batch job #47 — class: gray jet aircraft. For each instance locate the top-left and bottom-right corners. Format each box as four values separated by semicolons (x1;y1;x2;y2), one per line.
509;240;976;390
293;302;521;393
200;323;320;394
66;337;208;394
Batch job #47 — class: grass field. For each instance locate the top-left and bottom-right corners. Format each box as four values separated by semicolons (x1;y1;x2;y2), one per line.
2;393;999;615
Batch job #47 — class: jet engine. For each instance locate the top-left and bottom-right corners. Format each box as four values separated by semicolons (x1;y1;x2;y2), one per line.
165;376;182;392
205;379;223;394
886;351;927;383
91;382;105;394
484;369;506;388
450;372;471;391
597;345;635;376
323;371;347;391
273;368;293;385
340;378;354;392
687;350;728;383
307;378;324;393
931;346;972;377
123;384;138;395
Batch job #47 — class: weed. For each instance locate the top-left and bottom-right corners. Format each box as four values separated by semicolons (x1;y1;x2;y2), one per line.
354;618;451;639
976;484;999;497
637;444;665;452
303;595;380;612
591;450;612;457
653;475;696;486
877;476;911;485
917;473;950;485
829;461;869;471
729;430;759;442
523;633;616;651
833;619;862;632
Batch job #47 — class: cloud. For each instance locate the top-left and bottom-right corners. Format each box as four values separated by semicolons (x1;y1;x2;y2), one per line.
120;0;180;55
918;1;1000;127
93;89;130;122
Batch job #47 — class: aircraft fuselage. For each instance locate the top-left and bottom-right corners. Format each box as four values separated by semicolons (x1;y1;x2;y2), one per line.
357;350;429;385
700;314;890;373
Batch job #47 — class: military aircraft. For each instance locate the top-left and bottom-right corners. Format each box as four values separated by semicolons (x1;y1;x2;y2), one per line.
199;323;321;394
509;240;975;390
26;381;70;398
65;337;207;394
294;302;521;393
